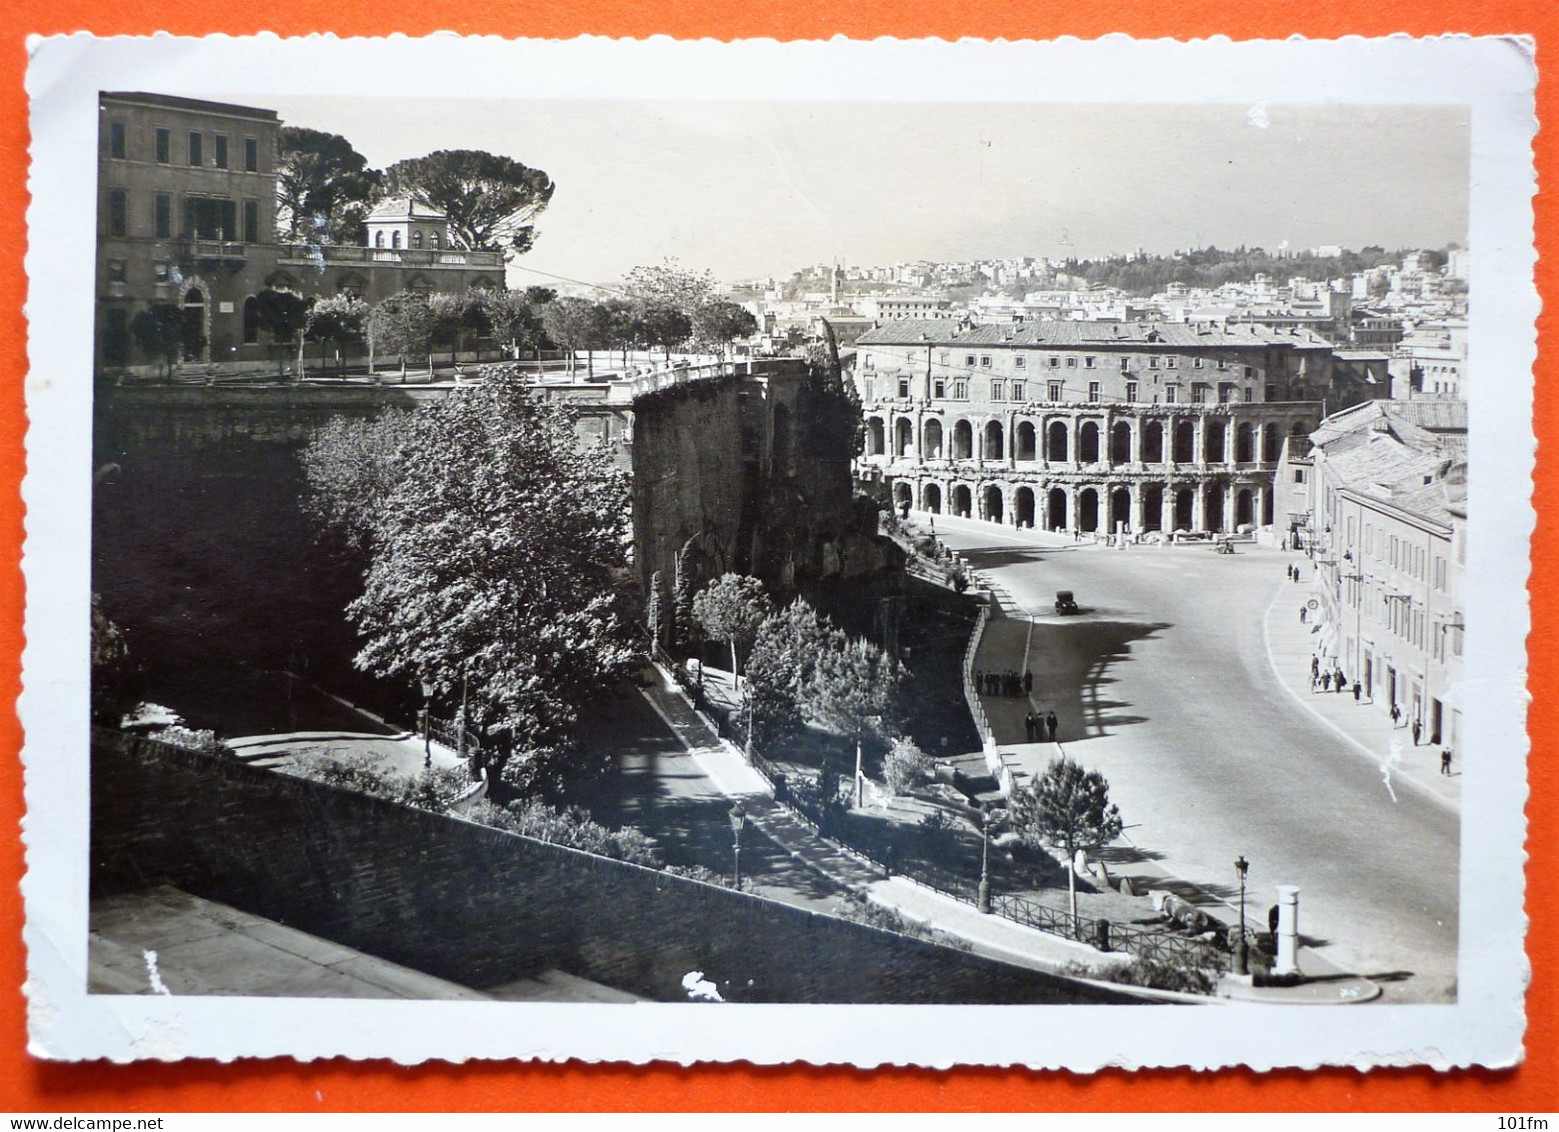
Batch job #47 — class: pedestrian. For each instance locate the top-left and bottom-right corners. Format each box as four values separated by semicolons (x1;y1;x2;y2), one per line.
1025;712;1036;742
1390;702;1402;728
1024;669;1034;694
1046;710;1058;742
1352;680;1362;703
1299;605;1306;624
1412;718;1422;747
1320;671;1331;693
1310;655;1320;679
1441;747;1453;776
1334;668;1346;693
1281;536;1289;552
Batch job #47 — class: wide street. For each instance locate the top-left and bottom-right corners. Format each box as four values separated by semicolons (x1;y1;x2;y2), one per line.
930;513;1461;1003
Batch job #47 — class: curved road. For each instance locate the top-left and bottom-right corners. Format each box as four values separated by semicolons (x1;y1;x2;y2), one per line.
932;513;1460;1003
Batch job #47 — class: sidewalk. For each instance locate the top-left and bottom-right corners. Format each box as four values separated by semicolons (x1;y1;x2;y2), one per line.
1262;566;1460;813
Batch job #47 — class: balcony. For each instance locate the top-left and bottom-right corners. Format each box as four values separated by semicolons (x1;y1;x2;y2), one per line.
178;238;248;267
277;243;506;270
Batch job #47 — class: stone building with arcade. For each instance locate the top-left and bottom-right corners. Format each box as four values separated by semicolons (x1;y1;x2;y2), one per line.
853;319;1382;537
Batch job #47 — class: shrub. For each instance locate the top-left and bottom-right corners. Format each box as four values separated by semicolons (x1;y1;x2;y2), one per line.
883;736;935;796
149;725;222;755
832;892;972;951
918;808;962;856
1087;955;1217;996
467;798;663;868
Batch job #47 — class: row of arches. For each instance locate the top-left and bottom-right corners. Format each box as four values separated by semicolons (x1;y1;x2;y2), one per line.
869;415;1308;466
894;479;1270;534
374;229;445;251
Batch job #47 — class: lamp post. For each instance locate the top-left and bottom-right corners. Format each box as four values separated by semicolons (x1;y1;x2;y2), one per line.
977;803;992;914
419;675;434;770
729;802;747;891
1234;854;1250;976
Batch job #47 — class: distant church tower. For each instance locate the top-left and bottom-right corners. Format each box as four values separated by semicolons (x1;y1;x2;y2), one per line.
831;259;842;306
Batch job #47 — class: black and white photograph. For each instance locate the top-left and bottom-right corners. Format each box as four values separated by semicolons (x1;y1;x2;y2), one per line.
22;34;1534;1067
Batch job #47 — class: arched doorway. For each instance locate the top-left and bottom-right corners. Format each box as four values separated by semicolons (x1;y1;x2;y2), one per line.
1143;484;1164;530
983;485;1004;524
181;287;208;362
242;295;261;345
895;417;914;458
867;417;886;456
1110;488;1131;533
1143;421;1165;463
1015;486;1035;528
1173;420;1196;463
1047;488;1068;531
952;484;973;518
1046;421;1069;462
923;418;944;459
1262;421;1282;462
1078;488;1099;533
953;420;974;460
1174;488;1194;531
923;483;942;513
984;420;1004;460
1205;419;1226;463
894;482;913;511
1235;422;1255;463
1204;484;1225;532
1078;421;1100;464
1235;488;1254;528
1015;421;1037;461
1110;421;1132;464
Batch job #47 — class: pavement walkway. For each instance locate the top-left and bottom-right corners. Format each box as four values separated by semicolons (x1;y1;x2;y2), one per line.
1263;560;1461;812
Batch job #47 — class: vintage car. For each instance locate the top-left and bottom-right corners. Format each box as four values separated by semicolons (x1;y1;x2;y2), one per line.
1055;590;1079;615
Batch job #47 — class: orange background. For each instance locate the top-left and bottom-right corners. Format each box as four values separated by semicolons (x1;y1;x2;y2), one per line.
0;2;1551;1114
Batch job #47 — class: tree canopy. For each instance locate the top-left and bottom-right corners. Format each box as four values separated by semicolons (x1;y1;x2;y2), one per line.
383;150;555;254
128;305;187;377
276;127;382;245
1007;756;1124;860
691;573;772;687
301;370;634;790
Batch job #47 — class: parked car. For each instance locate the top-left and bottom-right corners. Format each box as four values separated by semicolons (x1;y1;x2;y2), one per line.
1055;590;1079;615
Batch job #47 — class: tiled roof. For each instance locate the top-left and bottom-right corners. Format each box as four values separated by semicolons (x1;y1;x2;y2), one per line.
366;196;448;222
855;319;1332;350
1313;399;1468;527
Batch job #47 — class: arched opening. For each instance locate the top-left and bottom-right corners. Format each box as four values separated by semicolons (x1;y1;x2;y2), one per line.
953;420;974;460
923;418;944;459
867;417;886;456
983;485;1004;524
1143;484;1164;531
1015;486;1035;528
374;231;385;248
773;403;793;478
412;231;424;250
432;231;442;250
1078;421;1100;464
895;417;914;457
1110;488;1132;533
391;230;402;249
1047;488;1068;531
1262;422;1282;463
181;287;207;362
1235;422;1256;463
1205;484;1225;532
1174;488;1195;531
984;420;1004;460
1289;420;1314;458
894;482;913;509
242;295;260;345
1236;488;1254;528
1173;420;1196;463
1110;421;1132;464
1015;421;1037;461
952;484;973;518
1078;488;1100;533
1046;421;1069;462
923;483;942;514
1205;419;1226;463
1143;421;1165;463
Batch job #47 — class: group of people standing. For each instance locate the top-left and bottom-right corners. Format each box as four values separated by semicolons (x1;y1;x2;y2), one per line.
1025;711;1059;743
1310;654;1360;701
976;668;1032;698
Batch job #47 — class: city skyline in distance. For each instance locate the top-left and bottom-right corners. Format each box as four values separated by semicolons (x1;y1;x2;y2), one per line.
259;96;1470;287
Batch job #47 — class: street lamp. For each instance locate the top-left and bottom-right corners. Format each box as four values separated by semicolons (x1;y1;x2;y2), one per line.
419;675;434;770
1234;854;1250;976
977;802;992;915
729;802;747;891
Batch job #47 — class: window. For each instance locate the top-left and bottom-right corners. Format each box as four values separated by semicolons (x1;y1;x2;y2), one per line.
244;137;258;172
1088;381;1101;402
939;352;949;364
863;354;874;370
1166;356;1178;369
1126;381;1137;403
1149;356;1159;369
1244;365;1255;379
1245;387;1254;402
107;189;127;237
375;231;385;248
155;127;170;163
898;378;911;398
965;354;977;366
1165;384;1178;404
1292;468;1306;483
954;381;968;400
1049;356;1060;368
1012;381;1025;401
991;380;1005;401
432;231;441;249
1120;356;1131;371
1218;384;1234;404
933;379;946;399
106;258;126;283
412;231;424;249
109;121;126;159
242;199;259;244
980;355;993;368
214;135;228;169
1217;358;1228;370
863;379;874;400
1193;357;1204;369
1048;381;1063;401
1191;383;1207;403
1015;355;1025;369
153;261;170;282
1066;356;1078;368
154;193;171;238
391;231;401;249
1265;384;1276;401
188;131;203;166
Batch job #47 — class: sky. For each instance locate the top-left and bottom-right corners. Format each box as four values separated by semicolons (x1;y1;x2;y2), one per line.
263;97;1470;289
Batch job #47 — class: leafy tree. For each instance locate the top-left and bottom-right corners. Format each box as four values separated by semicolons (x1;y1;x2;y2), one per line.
305;293;369;378
691;573;772;689
300;409;421;552
598;297;642;368
367;291;436;376
635;302;694;361
624;258;716;317
252;288;311;376
305;370;633;788
128;305;186;377
743;598;833;747
478;286;552;358
1008;756;1124;861
693;300;758;357
805;633;902;806
276;127;382;245
883;735;934;796
541;296;610;377
426;291;485;367
383;150;555;254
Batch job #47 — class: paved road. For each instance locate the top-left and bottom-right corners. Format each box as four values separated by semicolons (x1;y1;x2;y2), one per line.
932;513;1460;1003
